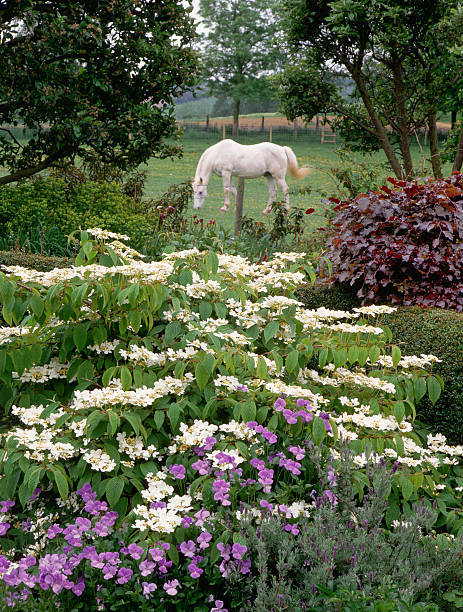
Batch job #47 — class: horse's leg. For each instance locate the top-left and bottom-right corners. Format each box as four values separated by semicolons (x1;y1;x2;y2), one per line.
220;171;232;212
276;177;290;212
263;175;277;214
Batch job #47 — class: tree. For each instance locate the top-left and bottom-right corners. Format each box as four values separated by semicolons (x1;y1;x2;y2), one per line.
198;0;284;137
0;0;198;185
276;0;463;179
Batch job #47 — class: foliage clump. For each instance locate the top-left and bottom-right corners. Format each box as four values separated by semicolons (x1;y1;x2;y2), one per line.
323;173;463;310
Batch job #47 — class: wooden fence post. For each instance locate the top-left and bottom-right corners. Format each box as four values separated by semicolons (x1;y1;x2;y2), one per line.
222;124;226;140
261;116;265;130
234;177;245;238
269;125;272;142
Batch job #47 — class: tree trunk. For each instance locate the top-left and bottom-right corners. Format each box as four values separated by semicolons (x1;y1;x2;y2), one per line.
428;111;442;179
452;126;463;172
451;110;457;130
232;99;240;138
353;71;405;179
392;58;414;178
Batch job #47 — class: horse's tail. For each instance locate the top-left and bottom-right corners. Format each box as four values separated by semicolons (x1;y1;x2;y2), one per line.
284;146;311;179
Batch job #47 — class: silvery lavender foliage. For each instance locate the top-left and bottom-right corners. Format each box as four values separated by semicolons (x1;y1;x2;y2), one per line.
238;446;463;612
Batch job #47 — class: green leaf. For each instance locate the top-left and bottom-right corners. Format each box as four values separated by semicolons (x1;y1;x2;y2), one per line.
312;417;326;445
106;477;125;507
29;292;44;318
401;476;414;501
427;375;441;404
154;410;165;430
73;323;88;352
241;401;256;423
391;345;402;368
199;301;213;320
53;469;69;500
264;320;279;343
256;356;268;379
286;350;299;373
124;412;141;436
414;377;427;403
168;404;180;430
195;362;210;391
347;346;359;364
318;347;328;368
107;411;120;436
369;345;380;365
120;366;132;391
165;321;182;345
394;401;405;423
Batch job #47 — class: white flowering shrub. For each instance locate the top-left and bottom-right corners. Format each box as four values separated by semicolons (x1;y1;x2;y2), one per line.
0;227;461;549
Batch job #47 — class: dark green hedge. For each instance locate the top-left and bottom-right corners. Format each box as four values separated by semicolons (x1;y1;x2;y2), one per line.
296;285;463;444
0;250;73;272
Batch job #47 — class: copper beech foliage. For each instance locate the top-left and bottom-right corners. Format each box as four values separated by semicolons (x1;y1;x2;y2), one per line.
323;173;463;311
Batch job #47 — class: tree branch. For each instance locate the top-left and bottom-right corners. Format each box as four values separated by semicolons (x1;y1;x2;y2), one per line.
0;147;73;185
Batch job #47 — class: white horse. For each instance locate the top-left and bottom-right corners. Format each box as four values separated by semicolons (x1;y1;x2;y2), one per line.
192;139;311;214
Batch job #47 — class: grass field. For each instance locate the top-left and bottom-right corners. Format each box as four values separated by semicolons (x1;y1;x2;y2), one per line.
140;127;453;232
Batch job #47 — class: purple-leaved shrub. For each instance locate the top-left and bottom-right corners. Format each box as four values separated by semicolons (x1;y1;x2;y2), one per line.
323;173;463;310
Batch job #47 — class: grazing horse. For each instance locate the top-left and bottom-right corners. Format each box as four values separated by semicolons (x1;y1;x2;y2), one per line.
192;139;311;214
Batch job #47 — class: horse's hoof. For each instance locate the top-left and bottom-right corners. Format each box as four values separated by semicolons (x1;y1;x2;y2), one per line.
220;206;229;212
262;208;271;215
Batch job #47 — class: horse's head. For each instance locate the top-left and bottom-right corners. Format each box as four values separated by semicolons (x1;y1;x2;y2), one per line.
192;177;208;209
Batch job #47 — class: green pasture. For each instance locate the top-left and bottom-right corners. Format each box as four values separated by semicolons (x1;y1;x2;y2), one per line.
140;127;452;232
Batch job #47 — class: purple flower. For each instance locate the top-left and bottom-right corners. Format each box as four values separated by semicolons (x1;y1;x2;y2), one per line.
282;409;298;424
250;458;265;470
47;524;63;539
72;577;85;596
0;500;14;513
188;562;203;578
327;466;337;486
237;385;248;392
0;523;11;536
197;531;212;549
297;409;313;423
319;412;333;433
142;581;157;599
203;436;216;451
192;459;210;475
117;567;133;584
279;458;301;476
139;559;155;577
211;600;228;611
231;543;247;560
182;516;194;528
288;445;305;460
126;543;144;560
169;464;186;480
212;479;231;506
216;542;231;561
149;547;165;562
179;540;196;558
274;397;286;411
284;523;300;536
194;509;211;527
257;468;274;492
260;499;273;511
163;579;180;595
102;563;118;580
75;517;91;532
28;488;41;502
0;555;11;574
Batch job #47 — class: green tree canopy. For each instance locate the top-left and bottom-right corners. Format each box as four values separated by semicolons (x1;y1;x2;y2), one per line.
198;0;284;136
0;0;198;185
276;0;463;179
